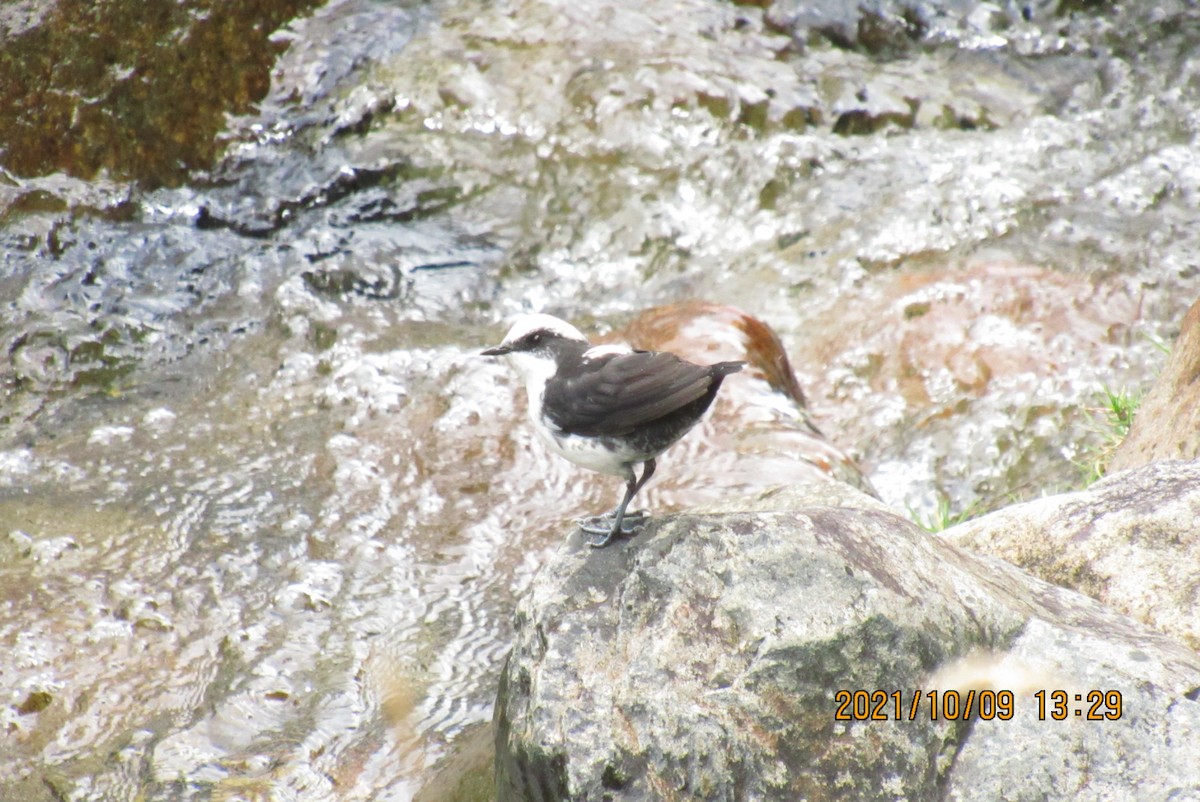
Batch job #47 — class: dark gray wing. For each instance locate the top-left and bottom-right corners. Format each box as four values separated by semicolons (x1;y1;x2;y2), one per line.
543;350;722;437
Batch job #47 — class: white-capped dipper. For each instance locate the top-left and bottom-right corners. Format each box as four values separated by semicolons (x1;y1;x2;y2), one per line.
482;313;744;548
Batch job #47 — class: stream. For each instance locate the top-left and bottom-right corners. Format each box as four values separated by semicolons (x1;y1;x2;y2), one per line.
2;1;1198;799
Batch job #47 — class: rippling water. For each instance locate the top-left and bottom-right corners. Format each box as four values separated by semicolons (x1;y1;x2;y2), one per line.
2;0;1198;799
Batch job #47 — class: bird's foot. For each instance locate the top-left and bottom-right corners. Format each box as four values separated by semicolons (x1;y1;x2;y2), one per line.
577;509;647;535
577;510;647;548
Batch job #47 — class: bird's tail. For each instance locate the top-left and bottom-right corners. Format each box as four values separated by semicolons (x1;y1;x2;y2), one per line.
710;361;746;377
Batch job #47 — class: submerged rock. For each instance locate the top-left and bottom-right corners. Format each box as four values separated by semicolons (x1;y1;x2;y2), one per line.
494;483;1200;801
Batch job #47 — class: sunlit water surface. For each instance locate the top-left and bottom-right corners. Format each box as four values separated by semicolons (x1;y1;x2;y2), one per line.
2;0;1198;798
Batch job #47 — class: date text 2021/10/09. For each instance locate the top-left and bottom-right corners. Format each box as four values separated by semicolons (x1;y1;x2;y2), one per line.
833;689;1123;722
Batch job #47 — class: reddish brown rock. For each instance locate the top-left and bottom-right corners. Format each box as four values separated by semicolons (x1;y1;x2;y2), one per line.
803;263;1141;410
1109;296;1200;471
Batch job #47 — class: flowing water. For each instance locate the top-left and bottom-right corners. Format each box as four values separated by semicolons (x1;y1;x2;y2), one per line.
2;0;1198;799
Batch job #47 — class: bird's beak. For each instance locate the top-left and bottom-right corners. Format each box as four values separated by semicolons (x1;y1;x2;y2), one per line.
481;344;511;356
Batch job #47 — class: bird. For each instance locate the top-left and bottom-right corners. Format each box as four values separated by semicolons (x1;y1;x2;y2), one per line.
482;313;744;548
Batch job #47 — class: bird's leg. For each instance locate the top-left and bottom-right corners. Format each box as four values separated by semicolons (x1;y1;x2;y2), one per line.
579;459;656;548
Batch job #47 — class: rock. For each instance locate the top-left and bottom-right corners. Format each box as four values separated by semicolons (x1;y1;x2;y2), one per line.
414;721;494;802
1109;298;1200;471
494;486;1200;801
0;0;322;186
945;459;1200;651
785;261;1144;516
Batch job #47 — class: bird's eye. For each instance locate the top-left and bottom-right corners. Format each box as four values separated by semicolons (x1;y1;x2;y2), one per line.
529;333;542;345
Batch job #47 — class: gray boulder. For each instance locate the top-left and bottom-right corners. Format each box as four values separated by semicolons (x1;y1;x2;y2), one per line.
494;483;1200;801
946;459;1200;651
